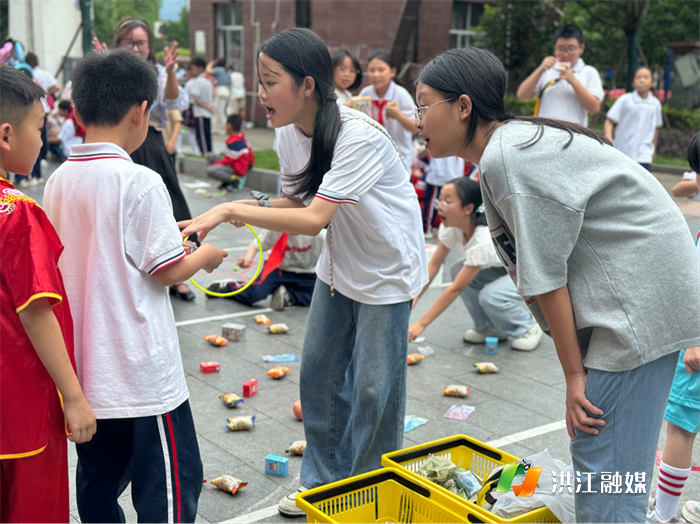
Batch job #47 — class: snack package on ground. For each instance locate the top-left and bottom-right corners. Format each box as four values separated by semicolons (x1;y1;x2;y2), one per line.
407;353;425;365
262;353;299;362
219;392;244;408
443;385;470;398
268;323;290;334
226;415;256;431
266;366;291;379
286;440;306;456
412;336;426;343
203;334;229;346
293;400;302;420
444;404;476;421
404;415;428;432
222;323;246;341
254;314;271;325
474;362;499;374
489;450;575;522
210;475;248;495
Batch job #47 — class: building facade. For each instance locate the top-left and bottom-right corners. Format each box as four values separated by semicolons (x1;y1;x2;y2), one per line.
189;0;486;124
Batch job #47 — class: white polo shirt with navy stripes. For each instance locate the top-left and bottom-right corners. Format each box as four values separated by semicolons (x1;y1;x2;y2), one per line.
44;142;189;419
277;105;428;305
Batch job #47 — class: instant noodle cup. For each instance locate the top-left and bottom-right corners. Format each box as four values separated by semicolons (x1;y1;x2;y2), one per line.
210;475;248;495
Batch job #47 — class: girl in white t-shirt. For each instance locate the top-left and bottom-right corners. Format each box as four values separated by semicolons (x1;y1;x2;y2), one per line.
358;51;418;172
410;177;542;350
332;49;361;106
180;28;427;517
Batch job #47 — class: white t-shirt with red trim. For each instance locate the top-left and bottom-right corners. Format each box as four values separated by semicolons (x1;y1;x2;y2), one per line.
44;142;189;419
278;105;428;305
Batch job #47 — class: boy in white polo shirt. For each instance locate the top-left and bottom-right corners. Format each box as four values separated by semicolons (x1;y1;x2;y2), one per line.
44;50;227;523
604;67;663;171
516;24;604;127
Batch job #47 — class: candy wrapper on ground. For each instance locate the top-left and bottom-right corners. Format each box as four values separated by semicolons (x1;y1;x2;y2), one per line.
474;362;499;374
404;415;428;432
268;323;290;334
222;323;246;341
266;366;291;379
417;346;434;356
286;440;306;456
219;392;244;408
407;353;425;365
203;334;228;346
262;353;299;362
254;314;271;325
210;475;248;495
444;404;475;421
226;415;255;431
443;385;470;397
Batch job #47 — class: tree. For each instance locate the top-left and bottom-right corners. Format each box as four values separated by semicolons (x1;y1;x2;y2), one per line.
160;5;189;48
93;0;162;47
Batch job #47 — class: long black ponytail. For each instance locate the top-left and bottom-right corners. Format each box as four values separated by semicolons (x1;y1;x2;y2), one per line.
259;28;341;201
418;47;610;150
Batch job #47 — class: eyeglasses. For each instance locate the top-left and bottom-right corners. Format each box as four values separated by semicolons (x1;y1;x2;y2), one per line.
436;200;460;210
554;46;580;54
119;39;149;50
414;98;455;126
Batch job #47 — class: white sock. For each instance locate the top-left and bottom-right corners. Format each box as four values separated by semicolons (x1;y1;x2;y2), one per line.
656;461;690;521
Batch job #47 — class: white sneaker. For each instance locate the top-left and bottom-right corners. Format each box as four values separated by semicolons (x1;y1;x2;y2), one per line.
683;501;700;523
278;486;307;518
646;508;681;523
271;285;292;311
463;328;508;344
243;121;254;130
511;323;543;351
18;179;30;189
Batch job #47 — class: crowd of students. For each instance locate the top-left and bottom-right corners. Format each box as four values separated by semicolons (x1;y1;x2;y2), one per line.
0;18;698;524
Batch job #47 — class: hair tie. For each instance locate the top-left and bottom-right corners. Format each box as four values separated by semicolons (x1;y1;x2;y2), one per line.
504;112;517;121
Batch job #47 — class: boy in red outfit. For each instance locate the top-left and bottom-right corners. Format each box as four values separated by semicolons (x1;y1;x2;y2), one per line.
0;64;96;523
206;114;254;191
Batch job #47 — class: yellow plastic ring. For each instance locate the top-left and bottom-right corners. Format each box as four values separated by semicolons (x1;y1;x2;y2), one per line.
185;224;264;297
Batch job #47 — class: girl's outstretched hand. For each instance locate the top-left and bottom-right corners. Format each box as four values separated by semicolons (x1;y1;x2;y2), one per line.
92;36;108;54
179;203;234;241
163;41;179;74
565;371;605;440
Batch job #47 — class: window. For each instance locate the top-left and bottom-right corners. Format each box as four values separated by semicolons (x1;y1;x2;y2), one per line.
296;0;312;29
216;0;243;27
450;1;484;49
216;1;243;69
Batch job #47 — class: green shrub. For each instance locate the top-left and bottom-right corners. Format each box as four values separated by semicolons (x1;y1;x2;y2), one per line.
663;106;700;131
253;149;280;171
504;94;536;116
155;48;190;60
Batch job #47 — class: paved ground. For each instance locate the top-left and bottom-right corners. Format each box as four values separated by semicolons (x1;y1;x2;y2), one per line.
25;157;700;523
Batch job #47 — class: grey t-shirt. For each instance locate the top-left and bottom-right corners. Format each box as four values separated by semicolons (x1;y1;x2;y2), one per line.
480;121;700;372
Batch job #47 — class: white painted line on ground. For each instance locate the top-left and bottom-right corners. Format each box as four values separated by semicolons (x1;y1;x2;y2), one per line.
220;246;250;252
221;505;279;524
488;420;568;448
221;419;568;523
175;308;273;327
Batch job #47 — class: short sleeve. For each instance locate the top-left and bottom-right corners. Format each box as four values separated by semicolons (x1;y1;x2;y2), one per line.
2;207;64;313
437;224;464;252
316;123;383;205
682;171;697;182
259;229;281;252
496;194;584;296
606;97;623;123
169;109;183;123
583;67;604;101
124;186;186;275
534;71;549;97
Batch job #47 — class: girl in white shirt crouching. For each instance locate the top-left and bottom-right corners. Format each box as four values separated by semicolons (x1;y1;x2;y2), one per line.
410;177;542;350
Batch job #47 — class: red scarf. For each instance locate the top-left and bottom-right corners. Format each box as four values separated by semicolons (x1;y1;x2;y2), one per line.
372;100;388;126
258;233;289;282
66;108;86;139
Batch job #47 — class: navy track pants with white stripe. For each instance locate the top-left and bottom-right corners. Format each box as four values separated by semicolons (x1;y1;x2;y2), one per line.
76;400;202;523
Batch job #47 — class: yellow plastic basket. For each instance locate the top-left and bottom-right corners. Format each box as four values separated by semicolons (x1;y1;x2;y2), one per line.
296;467;498;523
381;435;560;524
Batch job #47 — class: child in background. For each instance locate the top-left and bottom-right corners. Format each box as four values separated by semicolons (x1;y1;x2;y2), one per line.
208;226;325;311
409;178;543;350
421;153;465;236
206;114;254;191
0;64;96;523
646;132;700;524
43;50;227;522
332;49;362;105
185;57;214;155
49;100;85;159
605;67;663;171
359;50;418;173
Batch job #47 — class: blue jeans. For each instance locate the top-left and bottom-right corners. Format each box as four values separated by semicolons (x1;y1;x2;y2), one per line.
452;263;535;337
221;268;316;307
299;279;412;489
571;351;678;523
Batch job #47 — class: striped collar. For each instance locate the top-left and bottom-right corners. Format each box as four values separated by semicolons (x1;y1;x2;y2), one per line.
67;142;132;163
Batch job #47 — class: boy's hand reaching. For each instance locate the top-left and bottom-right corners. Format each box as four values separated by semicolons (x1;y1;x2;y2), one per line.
237;256;253;268
199;243;228;273
684;346;700;373
64;395;97;444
